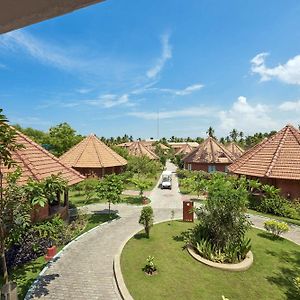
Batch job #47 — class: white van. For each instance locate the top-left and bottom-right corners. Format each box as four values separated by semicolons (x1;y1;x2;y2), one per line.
161;170;172;189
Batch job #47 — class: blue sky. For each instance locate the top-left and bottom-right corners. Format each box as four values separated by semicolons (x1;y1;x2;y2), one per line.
1;0;300;138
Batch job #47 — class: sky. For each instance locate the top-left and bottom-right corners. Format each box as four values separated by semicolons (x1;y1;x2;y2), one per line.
1;0;300;139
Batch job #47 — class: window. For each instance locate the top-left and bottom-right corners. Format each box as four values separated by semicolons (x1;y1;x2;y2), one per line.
225;166;228;173
187;163;192;171
208;165;216;173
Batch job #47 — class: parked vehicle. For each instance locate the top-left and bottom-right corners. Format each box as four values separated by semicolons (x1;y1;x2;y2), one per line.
161;170;172;189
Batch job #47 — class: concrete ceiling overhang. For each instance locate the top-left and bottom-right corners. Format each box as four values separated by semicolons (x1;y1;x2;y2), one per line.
0;0;105;34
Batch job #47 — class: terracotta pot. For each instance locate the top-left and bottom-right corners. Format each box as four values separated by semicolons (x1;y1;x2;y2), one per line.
45;245;57;261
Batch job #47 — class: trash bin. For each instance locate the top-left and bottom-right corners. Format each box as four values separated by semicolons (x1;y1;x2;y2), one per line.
1;282;18;300
183;200;194;222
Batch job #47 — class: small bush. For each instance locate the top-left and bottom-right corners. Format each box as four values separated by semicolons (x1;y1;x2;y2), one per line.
139;206;154;238
293;276;300;295
143;256;157;275
264;220;289;237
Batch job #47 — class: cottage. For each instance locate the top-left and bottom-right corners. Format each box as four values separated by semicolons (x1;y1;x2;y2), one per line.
183;137;234;173
59;134;127;178
1;129;85;221
119;141;159;160
228;124;300;199
225;142;244;160
175;143;194;156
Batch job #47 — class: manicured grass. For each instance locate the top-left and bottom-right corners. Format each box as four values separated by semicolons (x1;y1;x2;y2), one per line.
248;209;300;227
1;213;116;299
124;173;161;191
69;191;150;207
69;190;102;207
121;221;300;300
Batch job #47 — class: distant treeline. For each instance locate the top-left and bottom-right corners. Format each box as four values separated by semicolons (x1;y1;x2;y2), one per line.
13;123;278;157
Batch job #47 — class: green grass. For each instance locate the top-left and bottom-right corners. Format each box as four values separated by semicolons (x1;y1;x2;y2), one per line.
1;213;116;299
121;221;300;300
69;191;150;207
69;190;103;207
248;209;300;227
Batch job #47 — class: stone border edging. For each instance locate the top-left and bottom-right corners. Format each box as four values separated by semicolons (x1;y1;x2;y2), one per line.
24;216;120;300
113;217;181;300
187;245;253;271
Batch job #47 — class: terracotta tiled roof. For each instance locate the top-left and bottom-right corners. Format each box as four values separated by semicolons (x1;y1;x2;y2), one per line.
125;141;159;160
169;142;199;150
183;137;234;164
1;129;85;186
143;142;169;151
60;134;127;168
118;141;169;151
225;142;244;159
175;143;194;156
228;125;300;180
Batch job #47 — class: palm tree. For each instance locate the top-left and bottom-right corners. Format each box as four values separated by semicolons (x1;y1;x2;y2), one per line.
206;126;215;138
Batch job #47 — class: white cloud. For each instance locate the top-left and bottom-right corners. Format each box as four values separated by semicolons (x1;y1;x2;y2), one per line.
146;33;172;79
251;52;300;85
0;30;77;70
159;83;204;96
279;99;300;111
132;82;204;96
128;106;212;120
85;93;134;108
76;88;93;94
218;96;277;134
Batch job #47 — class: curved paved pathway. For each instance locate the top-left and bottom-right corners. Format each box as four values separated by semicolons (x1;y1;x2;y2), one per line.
26;162;300;299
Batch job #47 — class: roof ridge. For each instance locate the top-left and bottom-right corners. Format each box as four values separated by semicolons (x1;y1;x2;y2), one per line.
265;126;288;177
229;137;269;172
10;128;85;184
92;136;104;168
72;136;90;166
95;137;126;165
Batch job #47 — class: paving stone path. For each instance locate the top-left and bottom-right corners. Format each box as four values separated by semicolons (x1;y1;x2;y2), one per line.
26;162;300;299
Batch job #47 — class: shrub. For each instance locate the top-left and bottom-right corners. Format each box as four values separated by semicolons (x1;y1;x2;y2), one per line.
293;277;300;295
264;220;289;237
139;206;154;238
143;256;157;275
187;174;251;263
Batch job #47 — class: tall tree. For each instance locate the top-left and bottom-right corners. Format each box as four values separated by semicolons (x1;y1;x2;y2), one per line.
229;129;239;142
206;126;215;138
48;122;83;157
0;109;27;285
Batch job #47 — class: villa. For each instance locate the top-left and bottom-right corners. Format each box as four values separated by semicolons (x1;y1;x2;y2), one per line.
59;134;127;178
118;141;159;160
183;137;234;172
1;128;85;221
228;124;300;199
225;142;245;160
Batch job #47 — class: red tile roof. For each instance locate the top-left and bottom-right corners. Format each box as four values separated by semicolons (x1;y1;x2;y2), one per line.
60;134;127;168
183;137;234;164
175;143;194;156
2;129;85;186
225;142;244;159
228;125;300;180
123;141;159;160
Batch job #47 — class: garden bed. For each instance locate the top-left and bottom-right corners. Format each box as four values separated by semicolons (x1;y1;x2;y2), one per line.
121;221;300;300
187;245;253;271
0;213;117;299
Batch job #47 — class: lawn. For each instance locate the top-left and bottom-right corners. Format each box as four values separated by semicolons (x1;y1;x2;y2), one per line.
69;191;149;207
1;213;117;299
121;221;300;300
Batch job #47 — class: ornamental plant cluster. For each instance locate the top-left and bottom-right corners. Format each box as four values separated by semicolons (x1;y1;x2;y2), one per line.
185;173;251;263
264;220;289;237
247;180;300;220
